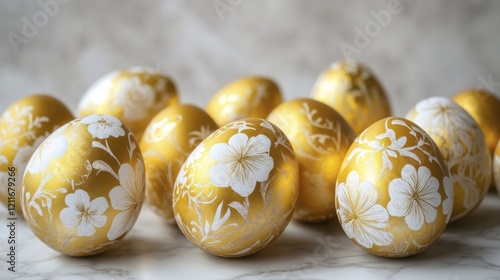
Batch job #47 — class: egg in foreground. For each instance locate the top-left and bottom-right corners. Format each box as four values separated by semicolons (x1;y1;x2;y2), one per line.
336;117;452;257
22;114;145;256
173;118;298;257
267;98;355;222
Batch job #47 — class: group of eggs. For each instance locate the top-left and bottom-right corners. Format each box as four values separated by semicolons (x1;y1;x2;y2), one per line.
1;61;500;258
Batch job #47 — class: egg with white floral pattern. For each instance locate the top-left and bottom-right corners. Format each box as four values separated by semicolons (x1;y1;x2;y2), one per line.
0;95;74;214
22;114;145;256
206;76;282;127
267;98;355;222
140;104;218;221
173;118;299;257
406;97;491;221
77;67;179;140
336;117;452;257
311;60;391;135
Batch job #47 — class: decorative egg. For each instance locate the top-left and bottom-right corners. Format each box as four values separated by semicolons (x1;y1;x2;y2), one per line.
76;67;179;140
140;104;218;221
336;117;452;257
453;89;500;156
311;60;391;135
173;118;299;257
22;114;145;256
267;98;355;222
0;95;74;214
206;76;282;127
406;97;491;221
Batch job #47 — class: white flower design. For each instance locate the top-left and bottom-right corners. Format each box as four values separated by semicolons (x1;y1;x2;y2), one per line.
81;115;125;139
107;161;145;240
13;135;47;180
387;164;442;231
441;176;453;223
60;190;108;236
337;170;392;248
115;77;155;121
26;126;68;174
413;97;475;132
209;133;274;197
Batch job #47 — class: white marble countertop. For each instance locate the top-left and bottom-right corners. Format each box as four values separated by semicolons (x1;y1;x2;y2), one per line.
1;192;499;280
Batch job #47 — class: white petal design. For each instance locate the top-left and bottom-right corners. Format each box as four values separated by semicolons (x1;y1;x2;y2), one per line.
59;190;109;237
81;115;125;139
114;77;155;121
337;170;392;248
27;127;68;174
107;161;145;240
209;133;274;197
387;164;441;231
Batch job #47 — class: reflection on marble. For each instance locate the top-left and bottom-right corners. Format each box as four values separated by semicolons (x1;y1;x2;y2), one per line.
1;193;499;279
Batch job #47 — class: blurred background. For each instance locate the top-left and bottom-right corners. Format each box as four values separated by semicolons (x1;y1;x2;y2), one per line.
1;0;500;116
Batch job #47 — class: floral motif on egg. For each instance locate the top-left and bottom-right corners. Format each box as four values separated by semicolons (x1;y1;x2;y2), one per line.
22;115;145;256
336;117;452;257
173;119;298;257
407;97;491;221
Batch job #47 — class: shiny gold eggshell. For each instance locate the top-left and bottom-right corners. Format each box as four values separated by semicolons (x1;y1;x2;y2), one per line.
140;104;218;221
173;118;299;257
77;68;179;140
336;117;452;257
311;60;391;135
406;97;491;221
453;89;500;155
267;98;355;222
22;114;145;256
206;76;282;127
0;95;74;214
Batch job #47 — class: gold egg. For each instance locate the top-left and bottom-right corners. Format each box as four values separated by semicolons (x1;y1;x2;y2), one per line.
311;60;391;135
0;95;74;214
140;104;218;221
453;89;500;155
336;117;452;257
206;76;282;127
22;114;145;256
267;98;355;222
406;97;491;221
77;67;179;140
173;118;298;257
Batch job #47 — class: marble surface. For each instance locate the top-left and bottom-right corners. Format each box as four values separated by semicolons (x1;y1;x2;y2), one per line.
0;193;499;279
